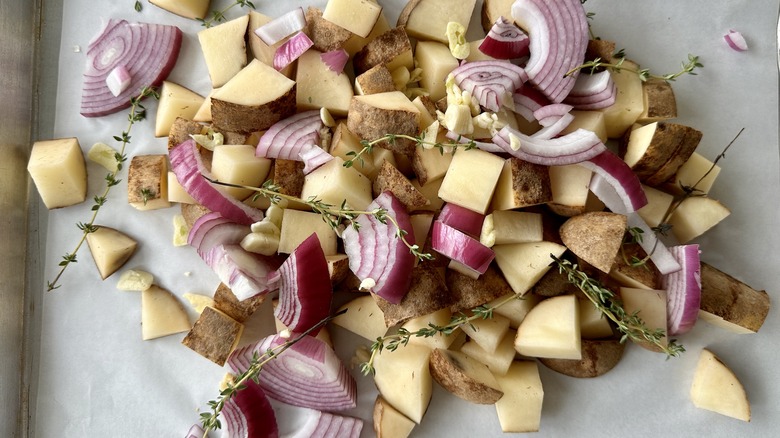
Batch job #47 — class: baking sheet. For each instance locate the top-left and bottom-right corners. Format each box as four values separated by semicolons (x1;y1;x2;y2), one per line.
34;0;780;437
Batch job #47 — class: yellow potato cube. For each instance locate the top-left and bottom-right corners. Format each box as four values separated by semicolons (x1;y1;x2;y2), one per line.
27;137;87;209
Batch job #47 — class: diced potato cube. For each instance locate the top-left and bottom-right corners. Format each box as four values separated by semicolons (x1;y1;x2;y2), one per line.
560;110;607;143
300;157;373;211
322;0;382;38
149;0;209;19
27;137;87;209
668;197;730;243
637;184;674;228
598;59;644;138
438;148;504;214
210;144;272;199
141;285;191;340
491;158;551;210
182;306;244;366
197;15;249;87
296;50;354;117
155;81;205;137
278;209;338;255
401;0;477;44
667;152;721;195
494;361;544;432
167;171;196;204
414;41;458;101
128;154;170;211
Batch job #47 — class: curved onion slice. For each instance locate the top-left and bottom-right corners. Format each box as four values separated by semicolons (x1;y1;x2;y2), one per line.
563;70;617;109
274;233;333;335
451;61;528;112
184;424;204;438
532;112;575;139
479;16;530;59
579;150;648;212
203;244;277;301
532;103;574;138
187;211;249;254
724;29;748;52
491;126;607;165
432;221;495;276
256;111;333;173
81;19;182;117
274;31;314;71
229;334;357;411
272;402;363;438
664;244;701;335
321;49;349;74
512;0;589;102
255;7;306;45
342;192;415;304
438;203;485;237
222;380;279;438
513;85;549;121
170;139;264;225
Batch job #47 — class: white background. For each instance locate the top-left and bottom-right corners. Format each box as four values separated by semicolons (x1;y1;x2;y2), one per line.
36;0;780;437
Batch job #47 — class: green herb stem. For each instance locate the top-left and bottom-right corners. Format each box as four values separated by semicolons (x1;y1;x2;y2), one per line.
343;133;476;169
198;0;256;28
47;86;158;292
565;53;703;82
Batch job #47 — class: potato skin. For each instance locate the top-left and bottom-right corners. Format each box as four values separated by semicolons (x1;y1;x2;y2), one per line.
211;85;296;134
353;26;412;75
347;97;419;156
700;263;771;333
539;338;626;378
374;264;451;327
304;7;353;52
559;211;627;274
429;349;503;404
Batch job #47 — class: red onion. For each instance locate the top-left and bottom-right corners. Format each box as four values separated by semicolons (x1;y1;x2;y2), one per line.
532;112;574;139
511;0;589;103
273;404;363;438
105;66;131;97
222;380;279;438
578;150;648;212
203;244;277;301
626;213;681;275
228;334;357;411
255;7;306;45
513;85;548;121
81;19;182;117
184;424;204;438
479;16;530;60
563;70;617;109
724;29;748;52
491;126;606;165
342;192;415;304
170;139;265;225
451;61;528;112
438;203;485;237
320;49;349;74
274;31;314;71
187;212;249;254
299;145;334;174
256;111;333;174
663;244;701;335
431;221;495;276
532;103;574;139
274;233;333;335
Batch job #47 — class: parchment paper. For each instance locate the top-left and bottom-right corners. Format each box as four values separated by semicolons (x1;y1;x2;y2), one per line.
36;1;780;437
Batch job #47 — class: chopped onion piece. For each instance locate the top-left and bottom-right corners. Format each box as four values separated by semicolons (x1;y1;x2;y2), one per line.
451;60;528;112
105;66;131;97
563;70;617;109
274;31;314;71
222;379;279;438
513;85;549;121
184;424;204;438
491;126;607;165
203;244;277;301
169;139;264;225
81;19;181;117
272;402;363;438
342;192;415;304
229;334;357;411
479;16;530;59
187;212;248;254
724;29;749;52
438;203;485;237
664;244;701;335
320;49;349;73
274;233;333;335
255;7;306;45
579;150;648;212
432;221;495;276
532;112;575;139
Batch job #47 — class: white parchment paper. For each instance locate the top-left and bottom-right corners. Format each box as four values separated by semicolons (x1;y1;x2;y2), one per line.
37;1;780;437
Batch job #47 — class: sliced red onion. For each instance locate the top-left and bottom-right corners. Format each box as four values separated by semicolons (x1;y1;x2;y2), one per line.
274;233;333;335
563;70;617;110
432;221;495;276
187;211;249;254
272;403;363;438
342;192;415;304
438;203;485;237
663;244;701;335
274;31;314;71
105;66;131;97
578;150;648;212
170;139;264;225
531;112;574;139
724;29;748;52
81;19;182;117
491;126;606;165
222;379;279;438
451;60;528;112
628;213;680;275
299;144;334;174
513;85;549;121
257;111;322;156
255;7;306;45
320;49;349;74
203;244;277;301
229;334;357;411
533;103;573;126
184;424;204;438
511;0;589;102
479;16;530;60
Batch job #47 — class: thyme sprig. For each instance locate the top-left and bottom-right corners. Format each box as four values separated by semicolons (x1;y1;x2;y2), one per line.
361;293;523;375
47;86;158;292
204;178;433;262
344;134;477;169
197;0;256;28
199;309;347;436
566;52;703;82
553;255;684;357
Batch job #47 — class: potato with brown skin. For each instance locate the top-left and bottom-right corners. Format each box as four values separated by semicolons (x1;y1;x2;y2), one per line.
213;282;267;323
373;395;415;438
273;159;305;197
492;157;552;211
180;203;211;229
347;91;421;156
585;39;617;63
637;79;677;123
539;338;626;378
356;64;397;95
353;26;413;75
181;306;243;366
372;161;430;210
447;264;514;313
127;154;169;210
699;263;770;334
211;89;296;134
429;349;504;404
560;212;627;274
609;243;662;290
167;117;204;150
374;264;451;327
620;122;702;182
304;7;354;52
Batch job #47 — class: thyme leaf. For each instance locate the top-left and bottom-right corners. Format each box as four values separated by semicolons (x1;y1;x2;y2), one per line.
343;134;476;169
197;0;256;28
